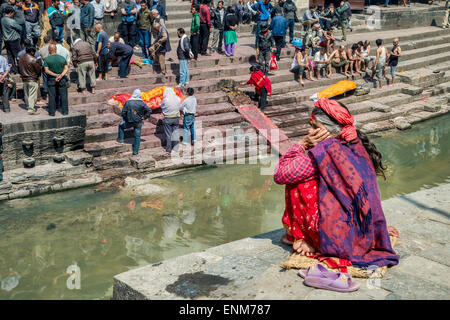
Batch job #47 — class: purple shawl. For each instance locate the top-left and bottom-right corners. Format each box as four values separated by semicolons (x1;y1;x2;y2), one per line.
309;138;399;268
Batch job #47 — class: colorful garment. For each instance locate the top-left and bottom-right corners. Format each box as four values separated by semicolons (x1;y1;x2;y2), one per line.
274;98;399;270
246;70;272;96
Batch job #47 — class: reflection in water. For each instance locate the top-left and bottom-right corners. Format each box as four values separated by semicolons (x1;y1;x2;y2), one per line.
0;113;449;299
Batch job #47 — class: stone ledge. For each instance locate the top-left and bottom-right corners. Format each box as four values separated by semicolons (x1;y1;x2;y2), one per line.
113;184;450;300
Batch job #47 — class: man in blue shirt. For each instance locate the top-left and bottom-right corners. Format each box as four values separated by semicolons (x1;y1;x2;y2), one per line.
119;0;138;48
80;0;95;47
270;8;288;61
94;23;109;80
251;0;273;47
0;55;10;113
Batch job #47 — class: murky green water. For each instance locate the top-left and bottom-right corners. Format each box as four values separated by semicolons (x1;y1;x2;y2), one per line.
0;113;449;300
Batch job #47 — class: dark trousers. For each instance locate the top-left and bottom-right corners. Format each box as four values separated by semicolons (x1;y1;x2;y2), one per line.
199;23;210;54
163;117;180;152
190;33;200;60
257;87;268;111
0;155;3;181
5;39;21;74
117;120;142;154
287;19;295;42
42;71;48;95
120;22;137;48
118;50;133;78
0;81;10;112
273;35;284;61
98;53;108;78
47;77;68;116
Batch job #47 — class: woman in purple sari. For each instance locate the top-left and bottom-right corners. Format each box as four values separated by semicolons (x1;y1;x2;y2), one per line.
274;98;399;271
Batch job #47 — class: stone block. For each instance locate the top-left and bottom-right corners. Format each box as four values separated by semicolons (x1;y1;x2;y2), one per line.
423;104;441;113
393;117;412;130
65;151;94;166
371;102;392;113
130;154;156;170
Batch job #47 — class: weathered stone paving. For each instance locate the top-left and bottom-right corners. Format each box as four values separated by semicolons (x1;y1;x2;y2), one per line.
113;183;450;300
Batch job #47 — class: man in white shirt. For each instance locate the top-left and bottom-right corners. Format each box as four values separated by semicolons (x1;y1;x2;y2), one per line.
313;47;331;79
92;0;105;25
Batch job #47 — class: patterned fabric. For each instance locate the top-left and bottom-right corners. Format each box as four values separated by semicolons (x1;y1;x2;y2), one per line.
309;138;399;268
312;98;357;142
282;180;320;250
273;144;317;185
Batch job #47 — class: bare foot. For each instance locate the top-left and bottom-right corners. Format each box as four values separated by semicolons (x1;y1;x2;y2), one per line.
280;235;293;246
325;74;330;78
294;239;316;257
388;226;399;238
377;87;383;90
299;80;304;86
344;72;350;77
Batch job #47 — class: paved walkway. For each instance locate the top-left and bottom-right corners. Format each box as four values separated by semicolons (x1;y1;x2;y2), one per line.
113;183;450;300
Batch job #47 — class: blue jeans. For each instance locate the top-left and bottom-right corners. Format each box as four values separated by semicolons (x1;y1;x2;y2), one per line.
179;59;189;86
288;19;295;42
117;120;142;155
384;0;389;6
138;29;150;58
119;49;133;78
53;26;64;44
182;115;196;144
390;65;397;78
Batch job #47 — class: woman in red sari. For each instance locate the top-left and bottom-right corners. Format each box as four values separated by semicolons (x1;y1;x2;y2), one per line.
274;98;399;270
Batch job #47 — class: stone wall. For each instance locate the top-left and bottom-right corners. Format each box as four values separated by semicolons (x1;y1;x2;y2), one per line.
2;113;86;170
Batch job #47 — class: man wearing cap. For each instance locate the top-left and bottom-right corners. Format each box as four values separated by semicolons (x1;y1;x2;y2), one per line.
251;0;273;47
255;21;275;75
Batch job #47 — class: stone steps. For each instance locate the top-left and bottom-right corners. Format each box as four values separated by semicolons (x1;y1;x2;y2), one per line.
85;122;258;158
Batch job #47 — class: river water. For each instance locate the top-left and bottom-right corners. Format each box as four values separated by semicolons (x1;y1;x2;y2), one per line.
0;113;449;299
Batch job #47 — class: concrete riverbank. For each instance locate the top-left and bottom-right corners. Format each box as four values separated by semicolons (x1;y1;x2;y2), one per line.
113;183;450;300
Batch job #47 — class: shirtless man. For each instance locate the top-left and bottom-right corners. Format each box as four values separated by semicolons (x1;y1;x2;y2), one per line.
388;38;402;86
328;45;349;76
346;43;364;76
373;38;388;90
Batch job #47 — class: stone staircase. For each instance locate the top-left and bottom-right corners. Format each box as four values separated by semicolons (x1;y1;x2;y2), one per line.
7;7;450;179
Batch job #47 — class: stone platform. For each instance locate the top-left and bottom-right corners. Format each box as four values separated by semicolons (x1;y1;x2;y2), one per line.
0;101;86;170
113;184;450;300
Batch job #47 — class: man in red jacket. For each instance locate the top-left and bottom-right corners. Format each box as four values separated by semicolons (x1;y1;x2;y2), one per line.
199;0;212;56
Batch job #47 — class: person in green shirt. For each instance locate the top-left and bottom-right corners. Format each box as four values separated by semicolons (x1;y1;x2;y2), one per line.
43;44;69;116
336;1;349;41
137;1;152;59
190;5;200;61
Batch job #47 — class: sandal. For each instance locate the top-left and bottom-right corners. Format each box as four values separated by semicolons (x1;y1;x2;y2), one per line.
298;264;337;279
304;272;360;292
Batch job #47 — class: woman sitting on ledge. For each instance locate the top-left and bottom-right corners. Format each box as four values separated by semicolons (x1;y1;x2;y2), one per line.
274;98;399;269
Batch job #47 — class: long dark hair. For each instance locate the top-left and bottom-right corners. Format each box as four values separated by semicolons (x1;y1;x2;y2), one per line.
312;102;387;179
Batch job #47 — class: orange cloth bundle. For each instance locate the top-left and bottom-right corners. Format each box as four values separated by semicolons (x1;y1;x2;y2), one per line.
317;80;357;99
109;86;185;110
110;93;132;108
